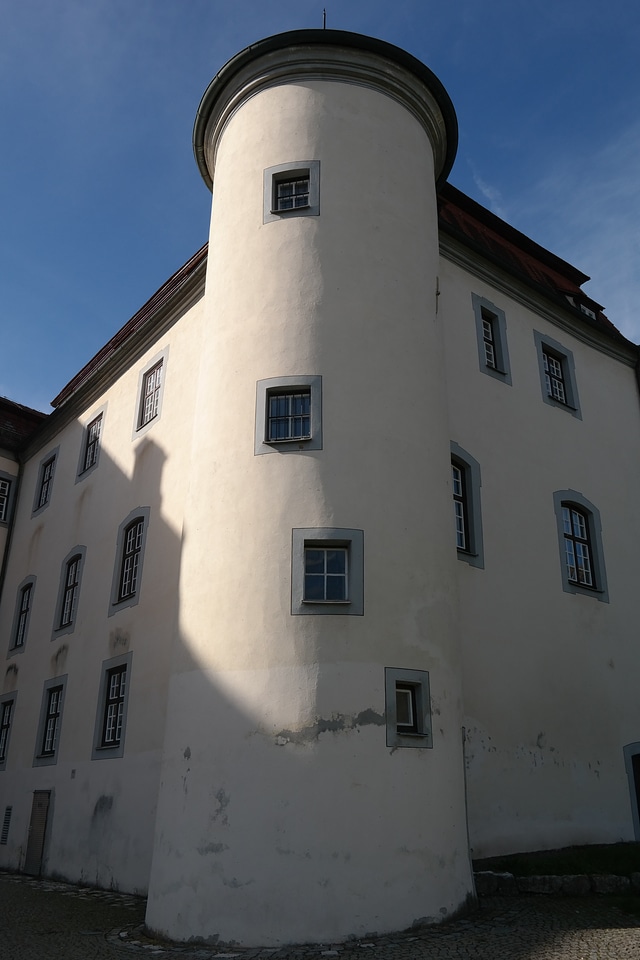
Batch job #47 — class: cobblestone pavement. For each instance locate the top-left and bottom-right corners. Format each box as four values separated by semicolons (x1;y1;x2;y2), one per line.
3;871;640;960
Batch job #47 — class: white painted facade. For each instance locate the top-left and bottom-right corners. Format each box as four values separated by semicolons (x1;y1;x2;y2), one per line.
1;29;639;947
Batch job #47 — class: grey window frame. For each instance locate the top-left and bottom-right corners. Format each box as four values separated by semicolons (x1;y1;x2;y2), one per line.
450;442;484;569
534;331;582;418
109;507;150;614
32;447;59;516
553;490;608;602
76;407;106;480
292;527;364;616
472;294;512;384
0;692;17;771
263;161;320;223
9;575;36;654
255;376;322;455
52;546;86;638
0;471;16;524
133;349;169;438
92;652;133;760
33;675;67;767
385;667;432;749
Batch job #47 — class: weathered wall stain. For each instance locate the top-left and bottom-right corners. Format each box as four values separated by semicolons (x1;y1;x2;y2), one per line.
273;709;385;745
3;663;18;693
212;788;230;826
51;643;68;674
92;794;114;821
109;627;130;655
198;841;228;855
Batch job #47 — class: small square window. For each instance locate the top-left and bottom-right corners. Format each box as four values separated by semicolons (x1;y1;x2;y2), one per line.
534;332;581;418
255;376;322;455
385;668;432;749
264;161;320;223
292;527;364;616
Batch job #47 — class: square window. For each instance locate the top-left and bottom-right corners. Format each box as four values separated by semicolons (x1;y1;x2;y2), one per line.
292;528;364;616
92;653;133;760
263;161;320;223
255;376;322;455
472;295;511;384
268;390;311;442
534;331;581;418
385;668;432;749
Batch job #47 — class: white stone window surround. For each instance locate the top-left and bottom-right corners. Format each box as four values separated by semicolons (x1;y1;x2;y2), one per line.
0;691;17;771
472;294;512;384
8;575;36;656
33;675;68;768
109;507;151;615
263;161;320;223
52;546;87;639
533;330;582;419
76;405;107;481
32;446;59;517
133;347;169;439
291;527;364;616
384;667;432;749
92;651;133;761
255;376;322;455
450;442;484;569
552;490;608;602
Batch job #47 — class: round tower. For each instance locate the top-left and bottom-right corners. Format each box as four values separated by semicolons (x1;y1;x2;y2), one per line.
146;30;471;945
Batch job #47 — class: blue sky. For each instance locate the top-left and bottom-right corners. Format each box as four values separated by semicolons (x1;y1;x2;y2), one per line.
1;0;638;412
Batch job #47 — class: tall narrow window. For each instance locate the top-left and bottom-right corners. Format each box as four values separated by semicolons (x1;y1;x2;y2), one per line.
543;348;566;403
268;390;311;442
41;686;63;756
0;478;11;522
0;700;14;763
14;583;32;648
119;518;144;600
1;806;12;843
83;415;102;472
482;314;496;369
59;556;81;627
452;462;467;550
472;295;511;384
38;458;55;508
562;505;593;587
102;666;127;747
139;361;163;427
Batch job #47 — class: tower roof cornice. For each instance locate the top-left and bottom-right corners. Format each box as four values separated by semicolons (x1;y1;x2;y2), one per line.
193;29;458;191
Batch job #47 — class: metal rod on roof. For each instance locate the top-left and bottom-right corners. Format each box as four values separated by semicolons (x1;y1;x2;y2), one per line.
323;8;326;28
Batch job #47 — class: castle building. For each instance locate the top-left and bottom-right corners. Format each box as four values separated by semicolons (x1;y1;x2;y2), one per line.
1;29;640;946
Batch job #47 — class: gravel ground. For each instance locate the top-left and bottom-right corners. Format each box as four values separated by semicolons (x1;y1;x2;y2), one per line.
2;871;640;960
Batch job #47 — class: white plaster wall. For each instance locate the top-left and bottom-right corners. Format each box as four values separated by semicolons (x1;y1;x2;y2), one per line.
0;296;206;891
147;77;471;945
440;254;640;856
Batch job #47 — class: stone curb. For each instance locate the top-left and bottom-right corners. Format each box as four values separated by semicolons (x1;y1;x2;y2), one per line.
474;870;640;897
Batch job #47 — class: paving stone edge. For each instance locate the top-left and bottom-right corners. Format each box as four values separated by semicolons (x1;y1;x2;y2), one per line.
474;870;640;896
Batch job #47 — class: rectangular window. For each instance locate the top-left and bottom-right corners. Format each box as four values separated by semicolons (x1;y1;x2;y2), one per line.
482;314;496;369
304;546;348;602
268;390;311;442
101;666;127;747
38;458;55;508
451;445;484;568
0;700;14;763
139;361;163;427
562;505;593;587
385;668;432;748
472;295;511;384
0;478;11;522
83;415;102;472
41;686;63;756
14;583;32;648
452;463;467;550
119;518;144;601
60;556;81;627
543;348;566;403
275;176;310;211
